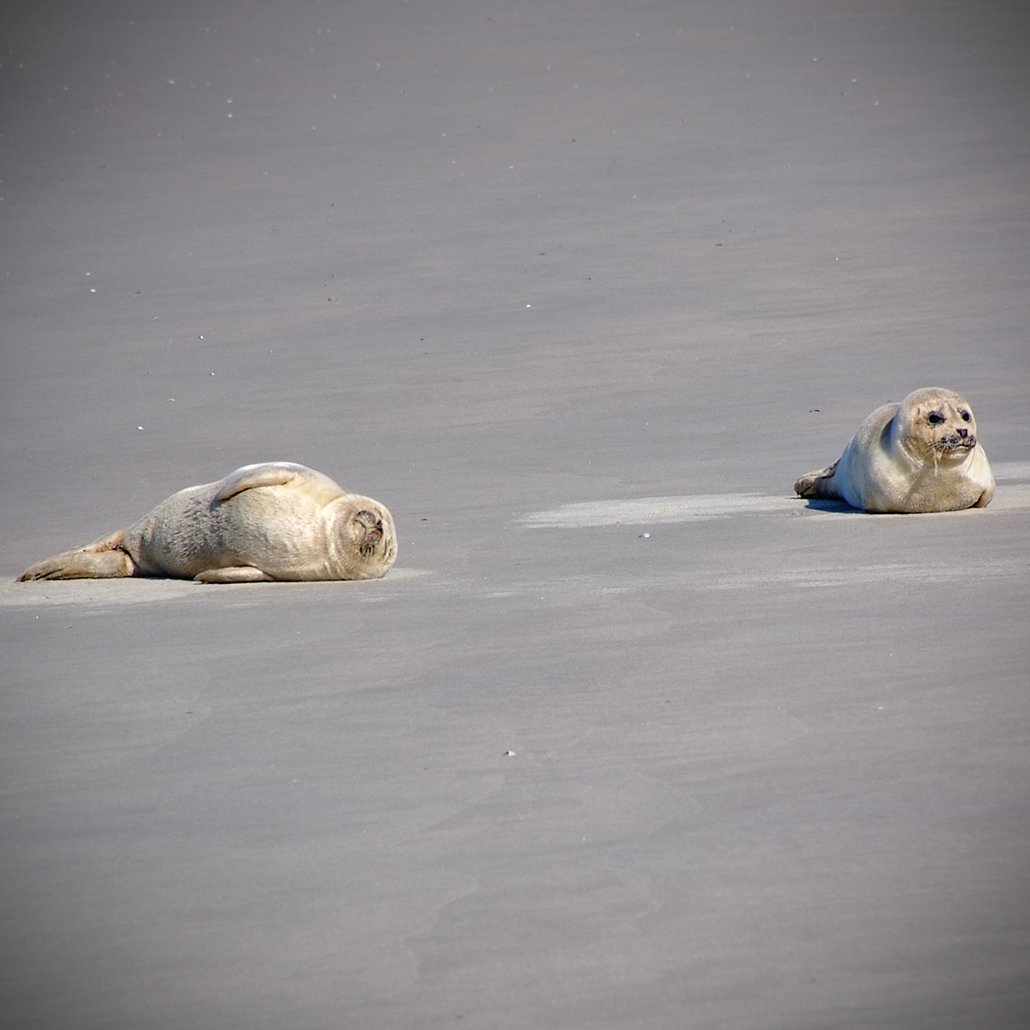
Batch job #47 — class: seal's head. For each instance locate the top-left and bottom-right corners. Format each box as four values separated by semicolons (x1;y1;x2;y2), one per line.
895;387;979;462
331;497;397;578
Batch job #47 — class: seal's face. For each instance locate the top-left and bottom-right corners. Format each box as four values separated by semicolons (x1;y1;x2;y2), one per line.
900;389;978;461
330;496;397;577
353;509;386;557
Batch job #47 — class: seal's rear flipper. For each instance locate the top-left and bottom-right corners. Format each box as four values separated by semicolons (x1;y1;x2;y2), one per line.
794;461;841;500
18;530;135;581
194;566;276;583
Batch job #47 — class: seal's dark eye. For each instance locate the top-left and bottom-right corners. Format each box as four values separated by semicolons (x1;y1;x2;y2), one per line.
960;410;971;422
927;412;944;424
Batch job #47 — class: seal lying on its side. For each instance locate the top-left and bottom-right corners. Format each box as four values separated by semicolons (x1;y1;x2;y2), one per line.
794;387;994;513
18;462;397;583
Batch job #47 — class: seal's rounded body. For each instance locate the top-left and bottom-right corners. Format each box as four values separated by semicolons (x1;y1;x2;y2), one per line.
794;388;994;513
19;463;396;583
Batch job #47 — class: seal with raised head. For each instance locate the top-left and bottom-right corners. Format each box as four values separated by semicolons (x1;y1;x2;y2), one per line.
794;387;994;513
18;462;397;583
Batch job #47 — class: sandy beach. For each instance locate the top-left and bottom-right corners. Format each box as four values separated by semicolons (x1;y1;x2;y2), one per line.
2;2;1028;1027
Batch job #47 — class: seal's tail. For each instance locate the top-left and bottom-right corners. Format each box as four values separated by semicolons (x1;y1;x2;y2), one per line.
18;530;135;581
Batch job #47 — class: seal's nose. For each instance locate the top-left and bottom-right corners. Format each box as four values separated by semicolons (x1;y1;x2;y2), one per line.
355;509;384;538
957;427;968;438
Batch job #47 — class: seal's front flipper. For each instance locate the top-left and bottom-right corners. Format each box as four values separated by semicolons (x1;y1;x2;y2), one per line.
18;530;135;581
213;462;346;509
194;566;276;583
794;461;840;500
213;463;303;503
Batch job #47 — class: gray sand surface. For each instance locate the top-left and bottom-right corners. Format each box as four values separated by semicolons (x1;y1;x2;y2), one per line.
2;2;1028;1027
